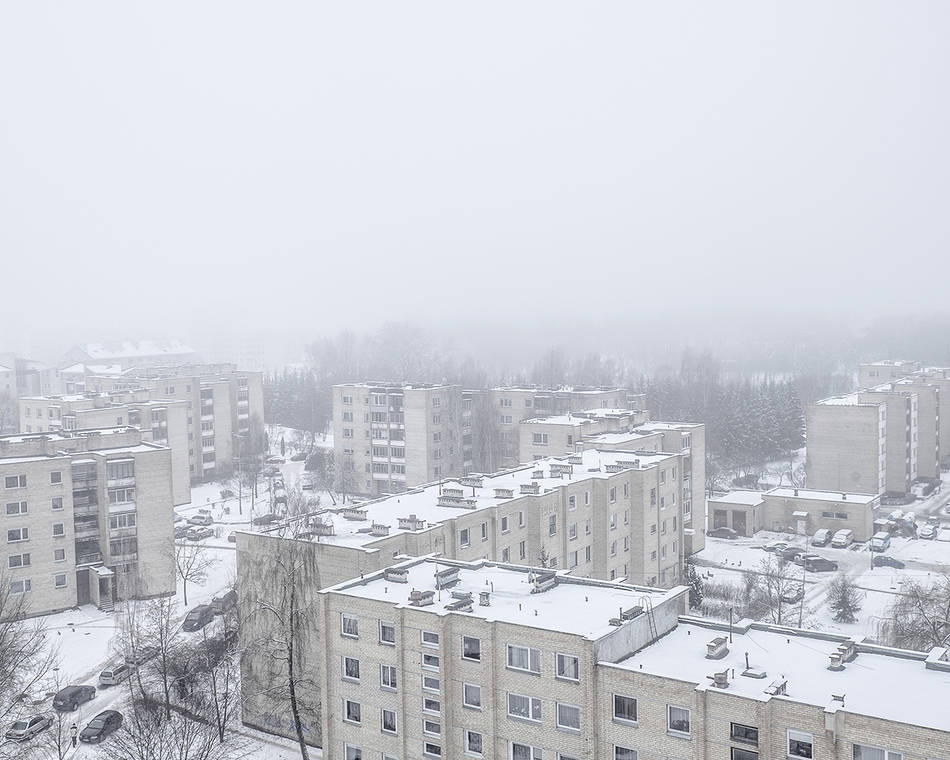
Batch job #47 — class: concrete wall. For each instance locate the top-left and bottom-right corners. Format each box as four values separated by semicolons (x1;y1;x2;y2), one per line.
806;403;885;495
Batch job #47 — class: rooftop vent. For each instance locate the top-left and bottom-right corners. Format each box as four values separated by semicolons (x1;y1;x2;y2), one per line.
605;463;624;473
841;493;848;500
567;455;583;465
434;566;460;589
620;606;643;621
706;637;729;660
342;508;368;521
608;618;623;627
494;488;514;499
837;641;856;663
617;459;640;469
709;670;729;689
445;598;473;612
310;522;335;536
478;591;491;607
397;515;426;531
520;482;540;495
409;589;435;607
460;476;484;488
530;571;557;594
828;652;844;671
383;567;409;583
451;590;473;601
550;463;573;476
531;469;544;479
370;523;390;537
765;678;787;696
443;487;464;498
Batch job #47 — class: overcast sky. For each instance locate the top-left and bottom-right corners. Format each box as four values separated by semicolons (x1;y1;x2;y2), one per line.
1;2;948;361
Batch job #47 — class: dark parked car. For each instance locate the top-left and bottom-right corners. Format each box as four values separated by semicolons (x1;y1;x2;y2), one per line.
803;556;839;572
873;555;906;569
182;604;215;632
53;685;96;712
5;714;52;741
79;710;123;744
707;527;739;539
778;546;805;562
781;585;804;604
212;589;237;615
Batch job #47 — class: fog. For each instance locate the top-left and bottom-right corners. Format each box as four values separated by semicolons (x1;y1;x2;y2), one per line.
2;2;948;367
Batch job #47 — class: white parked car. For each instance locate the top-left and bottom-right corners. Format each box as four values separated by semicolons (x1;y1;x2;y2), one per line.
830;529;854;548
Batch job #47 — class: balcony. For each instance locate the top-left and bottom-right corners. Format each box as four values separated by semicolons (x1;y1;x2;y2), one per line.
108;502;136;514
109;525;138;539
76;552;103;567
73;519;100;540
107;476;135;488
71;477;98;491
110;552;138;563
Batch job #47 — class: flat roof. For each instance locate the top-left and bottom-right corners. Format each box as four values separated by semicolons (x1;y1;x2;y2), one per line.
523;408;637;425
709;490;765;506
328;557;680;640
296;448;680;550
612;620;950;733
767;487;878;504
0;453;68;465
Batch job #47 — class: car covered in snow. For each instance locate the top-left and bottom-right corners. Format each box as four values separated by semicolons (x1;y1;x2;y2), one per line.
706;527;739;539
810;528;832;547
918;523;937;540
186;526;214;541
830;529;854;548
780;585;804;604
5;714;52;741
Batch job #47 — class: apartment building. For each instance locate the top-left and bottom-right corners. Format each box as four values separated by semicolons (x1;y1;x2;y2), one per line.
518;408;651;462
805;396;887;496
859;360;922;388
709;487;879;541
80;363;264;482
332;383;469;495
16;390;190;505
246;555;950;756
0;427;176;616
62;340;197;369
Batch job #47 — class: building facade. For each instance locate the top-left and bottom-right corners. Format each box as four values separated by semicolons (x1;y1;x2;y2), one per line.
805;397;887;495
0;427;176;616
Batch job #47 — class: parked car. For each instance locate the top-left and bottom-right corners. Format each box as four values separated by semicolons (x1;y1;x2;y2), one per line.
762;541;788;553
778;546;805;562
5;714;52;741
227;530;237;543
53;685;96;712
253;513;278;526
707;527;739;539
830;529;854;548
869;531;891;552
810;528;832;547
803;556;839;572
266;456;285;464
212;589;237;615
174;524;190;539
290;452;308;462
781;585;804;604
926;514;941;526
79;710;123;744
918;523;937;540
792;552;818;566
98;662;131;687
125;646;158;666
187;526;214;541
183;604;215;632
188;514;213;526
873;555;905;569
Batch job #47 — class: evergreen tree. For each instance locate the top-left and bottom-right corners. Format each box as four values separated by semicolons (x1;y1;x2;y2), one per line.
684;557;704;609
828;573;862;623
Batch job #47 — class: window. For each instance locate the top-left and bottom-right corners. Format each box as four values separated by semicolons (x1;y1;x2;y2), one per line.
109;513;136;530
610;513;617;529
380;620;396;645
422;630;440;647
423;743;442;758
8;553;30;568
462;636;481;661
519;541;526;560
610;541;617;556
422;653;440;670
7;528;28;543
548;514;557;536
501;515;509;532
510;743;542;760
5;502;27;516
51;497;63;511
422;675;440;692
532;433;548;445
614;748;637;760
4;475;26;489
853;746;902;760
507;644;540;673
423;697;440;714
465;730;483;757
341;613;358;638
381;664;397;690
50;471;62;485
668;704;690;735
555;653;578;681
462;683;481;709
381;708;397;734
556;702;580;731
787;730;813;758
108;488;135;505
519;511;525;527
507;693;541;722
610;487;616;503
432;414;441;425
54;573;67;589
343;699;361;724
568;494;576;511
731;723;758;744
9;579;30;594
53;548;66;562
107;461;134;480
732;749;758;760
343;656;360;681
584;491;589;505
502;547;510;562
460;529;470;547
613;694;637;724
481;522;488;541
344;744;361;760
423;719;441;737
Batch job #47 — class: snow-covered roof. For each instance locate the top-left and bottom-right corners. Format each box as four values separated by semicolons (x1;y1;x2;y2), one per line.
611;620;950;733
522;408;637;425
767;487;878;505
297;448;681;550
327;557;682;640
79;340;194;360
816;393;866;406
708;490;765;507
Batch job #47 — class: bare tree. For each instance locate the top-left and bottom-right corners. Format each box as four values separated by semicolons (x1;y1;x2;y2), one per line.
879;574;950;650
239;522;322;759
742;555;800;626
110;702;251;760
174;542;218;607
195;618;241;744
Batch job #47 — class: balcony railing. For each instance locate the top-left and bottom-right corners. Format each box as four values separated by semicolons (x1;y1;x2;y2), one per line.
107;476;135;488
76;552;102;566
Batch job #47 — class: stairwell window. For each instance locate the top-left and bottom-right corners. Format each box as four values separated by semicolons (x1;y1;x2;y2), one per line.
613;694;637;724
555;652;579;681
341;613;358;638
